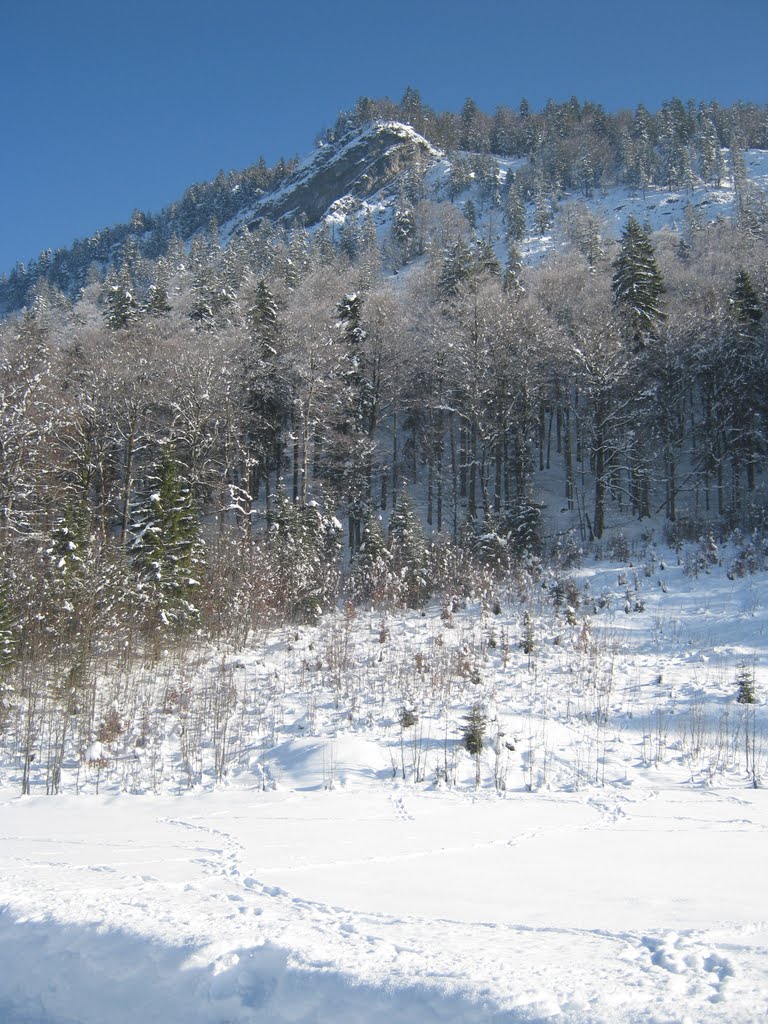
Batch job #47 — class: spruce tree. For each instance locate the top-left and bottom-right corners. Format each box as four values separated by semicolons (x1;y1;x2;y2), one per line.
388;488;430;608
474;239;501;278
103;268;139;330
503;184;526;243
47;503;93;641
131;448;203;630
503;241;524;294
724;269;765;492
392;189;417;266
269;491;342;623
438;238;476;298
145;281;172;317
736;664;757;704
246;279;279;358
730;269;763;332
327;293;374;554
350;513;393;603
612;217;666;350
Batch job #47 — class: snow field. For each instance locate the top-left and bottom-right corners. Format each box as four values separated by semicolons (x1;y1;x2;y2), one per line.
1;540;768;1022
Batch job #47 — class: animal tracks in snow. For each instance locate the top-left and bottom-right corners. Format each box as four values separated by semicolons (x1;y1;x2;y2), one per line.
390;792;414;821
639;931;735;1004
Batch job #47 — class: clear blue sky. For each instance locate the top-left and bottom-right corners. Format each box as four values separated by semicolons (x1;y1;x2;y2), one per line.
2;0;766;275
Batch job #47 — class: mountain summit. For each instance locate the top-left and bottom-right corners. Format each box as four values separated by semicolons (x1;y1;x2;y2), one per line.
2;95;767;314
242;121;439;230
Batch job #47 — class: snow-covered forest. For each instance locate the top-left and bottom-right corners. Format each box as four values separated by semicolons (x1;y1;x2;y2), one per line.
1;93;768;1023
1;98;767;677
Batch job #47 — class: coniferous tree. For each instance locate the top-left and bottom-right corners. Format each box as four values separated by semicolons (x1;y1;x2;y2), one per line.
503;184;527;244
145;281;172;316
131;447;203;630
392;188;418;267
612;217;666;350
327;293;374;553
438;238;476;298
246;279;279;357
269;491;342;623
503;241;524;294
103;268;139;330
349;513;394;604
736;663;757;704
474;239;501;278
388;488;430;608
722;269;765;494
286;226;311;288
47;504;94;643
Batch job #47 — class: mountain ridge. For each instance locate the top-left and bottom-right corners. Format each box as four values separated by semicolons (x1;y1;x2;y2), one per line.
3;93;768;313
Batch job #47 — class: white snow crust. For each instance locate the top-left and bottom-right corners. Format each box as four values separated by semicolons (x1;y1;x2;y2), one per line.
2;545;768;1022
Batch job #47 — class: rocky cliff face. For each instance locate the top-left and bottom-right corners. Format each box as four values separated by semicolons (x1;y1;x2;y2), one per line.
245;122;439;228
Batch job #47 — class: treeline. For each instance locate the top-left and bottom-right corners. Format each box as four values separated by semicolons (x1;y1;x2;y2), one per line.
4;91;767;315
0;154;299;313
0;160;767;689
334;88;768;192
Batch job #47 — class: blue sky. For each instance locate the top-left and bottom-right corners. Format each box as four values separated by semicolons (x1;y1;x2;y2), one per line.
2;0;767;276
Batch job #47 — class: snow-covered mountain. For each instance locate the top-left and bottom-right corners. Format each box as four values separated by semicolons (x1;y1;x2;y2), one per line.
2;111;767;314
240;121;439;229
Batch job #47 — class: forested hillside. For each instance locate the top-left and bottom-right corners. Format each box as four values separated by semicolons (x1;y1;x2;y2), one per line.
0;93;766;697
3;91;767;310
2;95;768;1024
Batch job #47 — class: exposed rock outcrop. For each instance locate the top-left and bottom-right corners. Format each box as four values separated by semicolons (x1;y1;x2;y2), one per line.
245;122;439;228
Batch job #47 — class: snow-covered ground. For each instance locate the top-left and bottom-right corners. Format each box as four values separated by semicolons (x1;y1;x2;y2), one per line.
1;541;768;1022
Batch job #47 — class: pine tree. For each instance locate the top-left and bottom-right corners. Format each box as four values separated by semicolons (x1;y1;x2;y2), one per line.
736;663;757;704
357;212;382;287
269;491;342;623
103;267;139;329
438;238;476;298
730;268;763;332
474;239;501;278
327;293;374;553
612;217;666;350
246;279;279;358
503;240;524;294
503;184;526;243
286;226;311;288
145;281;172;316
131;448;203;630
313;221;338;266
388;488;430;608
349;513;394;603
723;269;765;493
47;504;93;639
392;188;418;266
463;703;486;756
464;198;477;230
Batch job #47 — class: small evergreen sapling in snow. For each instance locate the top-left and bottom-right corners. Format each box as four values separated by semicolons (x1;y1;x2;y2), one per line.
736;664;757;705
463;703;487;788
463;703;486;756
521;611;535;656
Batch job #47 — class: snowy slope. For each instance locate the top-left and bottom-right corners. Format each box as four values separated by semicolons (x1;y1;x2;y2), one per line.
2;542;768;1022
229;123;767;274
